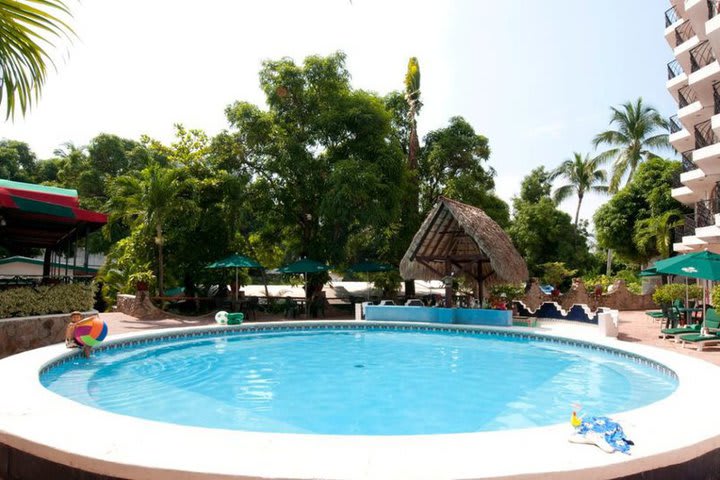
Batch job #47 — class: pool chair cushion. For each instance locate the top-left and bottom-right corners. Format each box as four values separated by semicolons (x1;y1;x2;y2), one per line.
661;323;702;335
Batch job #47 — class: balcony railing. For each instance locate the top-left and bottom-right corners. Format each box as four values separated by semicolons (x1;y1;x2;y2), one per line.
696;197;720;227
674;214;696;243
690;41;716;73
714;82;720;115
672;171;683;188
695;119;717;148
710;0;719;19
666;6;680;27
678;85;698;108
682;150;695;172
668;59;684;80
670;115;683;134
675;21;695;47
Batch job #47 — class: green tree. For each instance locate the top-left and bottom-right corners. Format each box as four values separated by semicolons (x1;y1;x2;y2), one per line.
224;52;405;269
550;152;608;226
0;0;74;118
633;210;684;260
593;98;671;191
417;116;508;227
107;164;181;295
0;140;36;181
594;157;683;263
509;168;593;276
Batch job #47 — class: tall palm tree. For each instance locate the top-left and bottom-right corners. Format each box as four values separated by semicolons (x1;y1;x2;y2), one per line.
0;0;74;119
405;57;422;171
108;164;180;295
633;210;685;260
593;98;671;192
550;152;608;226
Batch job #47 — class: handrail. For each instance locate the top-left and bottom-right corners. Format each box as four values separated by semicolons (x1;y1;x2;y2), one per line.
668;59;683;80
678;85;697;108
672;171;683;189
682;151;695;172
696;198;720;227
675;20;695;47
690;41;715;73
669;114;683;134
695;119;716;148
666;6;680;27
714;82;720;115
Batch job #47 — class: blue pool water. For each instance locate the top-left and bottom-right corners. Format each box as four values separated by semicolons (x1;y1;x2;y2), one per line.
41;327;677;435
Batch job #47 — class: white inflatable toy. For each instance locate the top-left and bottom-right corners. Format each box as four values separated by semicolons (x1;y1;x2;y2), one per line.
215;310;229;325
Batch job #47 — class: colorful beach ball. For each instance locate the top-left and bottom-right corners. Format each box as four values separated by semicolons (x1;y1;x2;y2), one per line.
73;317;108;347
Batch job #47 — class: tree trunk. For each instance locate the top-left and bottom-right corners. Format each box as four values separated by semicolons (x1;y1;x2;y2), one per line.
156;224;164;296
606;249;613;276
574;194;583;227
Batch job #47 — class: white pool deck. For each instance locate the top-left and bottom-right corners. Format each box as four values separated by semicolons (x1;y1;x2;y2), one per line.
1;320;720;479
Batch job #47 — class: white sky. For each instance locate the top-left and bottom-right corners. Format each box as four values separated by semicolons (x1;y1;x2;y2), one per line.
0;0;677;224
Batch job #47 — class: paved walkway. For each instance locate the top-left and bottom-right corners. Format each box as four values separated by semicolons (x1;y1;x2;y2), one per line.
99;309;720;366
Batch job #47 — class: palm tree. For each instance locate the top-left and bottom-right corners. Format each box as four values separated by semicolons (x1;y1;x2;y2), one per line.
405;57;422;171
0;1;74;119
550;152;608;226
633;210;685;260
108;164;180;295
593;98;671;192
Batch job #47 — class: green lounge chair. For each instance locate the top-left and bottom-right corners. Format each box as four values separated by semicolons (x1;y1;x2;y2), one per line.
660;322;701;341
678;308;720;351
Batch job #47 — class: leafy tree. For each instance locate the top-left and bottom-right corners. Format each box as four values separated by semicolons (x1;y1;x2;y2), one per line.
633;209;684;259
550;152;608;226
224;52;405;272
0;140;36;181
0;0;74;118
405;57;422;171
106;163;181;295
417;116;508;227
594;157;683;263
593;98;671;191
509;168;593;276
540;262;577;288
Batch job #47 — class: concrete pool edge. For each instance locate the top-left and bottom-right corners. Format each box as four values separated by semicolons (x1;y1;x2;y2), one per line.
1;320;720;480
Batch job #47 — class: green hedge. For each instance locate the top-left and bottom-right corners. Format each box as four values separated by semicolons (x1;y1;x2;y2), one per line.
0;283;95;318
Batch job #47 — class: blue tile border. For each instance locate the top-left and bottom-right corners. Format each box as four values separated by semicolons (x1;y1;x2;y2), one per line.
38;322;677;381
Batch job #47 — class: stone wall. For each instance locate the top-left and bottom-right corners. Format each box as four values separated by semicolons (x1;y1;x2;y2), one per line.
116;292;166;319
0;310;98;359
520;278;655;312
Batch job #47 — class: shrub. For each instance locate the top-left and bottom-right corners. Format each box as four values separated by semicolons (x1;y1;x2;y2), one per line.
489;283;525;302
652;283;702;306
0;283;95;318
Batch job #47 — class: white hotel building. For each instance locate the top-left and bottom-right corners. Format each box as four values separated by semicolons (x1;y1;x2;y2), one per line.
667;0;720;253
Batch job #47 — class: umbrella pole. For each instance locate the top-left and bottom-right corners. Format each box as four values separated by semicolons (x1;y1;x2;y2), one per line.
367;272;371;301
305;272;309;317
235;268;239;303
703;280;707;329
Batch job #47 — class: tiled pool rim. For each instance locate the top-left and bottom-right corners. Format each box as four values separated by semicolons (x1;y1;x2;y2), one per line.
1;320;720;480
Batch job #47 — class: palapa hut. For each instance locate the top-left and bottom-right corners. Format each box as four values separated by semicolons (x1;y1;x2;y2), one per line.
400;196;528;303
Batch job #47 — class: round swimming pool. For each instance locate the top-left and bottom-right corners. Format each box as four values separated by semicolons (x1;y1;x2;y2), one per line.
40;325;677;435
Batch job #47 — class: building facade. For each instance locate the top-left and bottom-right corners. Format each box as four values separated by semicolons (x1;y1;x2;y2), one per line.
667;0;720;253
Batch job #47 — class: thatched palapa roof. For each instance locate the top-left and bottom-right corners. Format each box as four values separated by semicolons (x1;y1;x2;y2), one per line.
400;197;528;292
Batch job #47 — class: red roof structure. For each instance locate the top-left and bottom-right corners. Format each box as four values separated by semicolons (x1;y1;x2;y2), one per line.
0;179;107;250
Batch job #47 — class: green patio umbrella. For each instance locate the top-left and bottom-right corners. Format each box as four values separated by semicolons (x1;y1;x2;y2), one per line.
639;267;659;277
207;254;263;302
653;250;720;326
278;258;332;315
349;261;395;299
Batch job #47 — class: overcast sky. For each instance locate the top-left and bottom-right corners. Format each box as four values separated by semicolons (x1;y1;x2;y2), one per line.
1;0;677;223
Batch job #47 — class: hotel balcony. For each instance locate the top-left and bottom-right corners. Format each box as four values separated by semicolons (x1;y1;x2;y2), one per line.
667;59;688;95
669;114;694;152
691;119;720;175
688;41;720;105
677;85;709;130
667;17;697;51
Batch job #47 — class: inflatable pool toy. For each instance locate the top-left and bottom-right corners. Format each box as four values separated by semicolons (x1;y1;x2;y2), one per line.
569;410;633;454
73;317;108;347
215;311;243;325
215;311;229;324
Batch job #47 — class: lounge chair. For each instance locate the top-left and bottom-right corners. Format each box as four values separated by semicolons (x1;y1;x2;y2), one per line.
379;300;395;306
405;299;424;307
678;308;720;351
660;323;701;341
